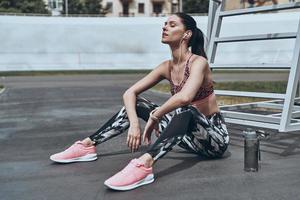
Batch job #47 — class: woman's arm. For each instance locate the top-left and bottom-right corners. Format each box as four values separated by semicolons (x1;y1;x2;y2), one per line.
143;57;209;144
153;57;208;119
123;60;169;151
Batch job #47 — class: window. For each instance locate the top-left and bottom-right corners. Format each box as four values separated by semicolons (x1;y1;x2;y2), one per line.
172;3;178;13
153;3;162;14
49;0;56;9
106;2;113;13
138;3;144;13
58;0;63;10
122;3;129;16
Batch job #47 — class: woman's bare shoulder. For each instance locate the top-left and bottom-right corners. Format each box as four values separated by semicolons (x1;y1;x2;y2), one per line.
156;59;172;77
157;59;171;68
190;55;209;70
191;55;208;63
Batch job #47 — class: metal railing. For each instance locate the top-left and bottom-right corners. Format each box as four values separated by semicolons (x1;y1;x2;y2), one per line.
207;0;300;132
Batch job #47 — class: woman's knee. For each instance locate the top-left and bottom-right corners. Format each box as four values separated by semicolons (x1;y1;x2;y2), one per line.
136;96;158;121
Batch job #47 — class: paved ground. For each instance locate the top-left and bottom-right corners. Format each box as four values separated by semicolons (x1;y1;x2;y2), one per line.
0;75;299;200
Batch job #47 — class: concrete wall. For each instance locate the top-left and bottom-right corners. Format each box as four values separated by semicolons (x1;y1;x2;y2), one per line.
0;12;299;71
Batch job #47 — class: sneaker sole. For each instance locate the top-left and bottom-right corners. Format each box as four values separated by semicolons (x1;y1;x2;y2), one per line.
104;174;155;191
50;153;97;163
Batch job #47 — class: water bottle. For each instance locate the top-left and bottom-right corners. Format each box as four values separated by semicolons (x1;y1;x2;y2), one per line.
243;128;260;172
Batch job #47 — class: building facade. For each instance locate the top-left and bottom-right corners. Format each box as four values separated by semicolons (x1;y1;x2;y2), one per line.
102;0;179;17
44;0;179;16
43;0;299;17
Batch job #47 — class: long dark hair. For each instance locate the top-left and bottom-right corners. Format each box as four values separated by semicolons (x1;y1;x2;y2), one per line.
175;12;207;59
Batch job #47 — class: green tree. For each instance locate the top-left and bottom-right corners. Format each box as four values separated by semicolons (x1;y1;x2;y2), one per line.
62;0;84;14
0;0;49;14
0;0;19;13
183;0;209;14
84;0;102;14
62;0;103;15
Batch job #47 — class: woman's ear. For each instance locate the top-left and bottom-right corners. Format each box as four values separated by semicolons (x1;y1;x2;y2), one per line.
183;30;192;39
183;33;188;39
187;30;193;38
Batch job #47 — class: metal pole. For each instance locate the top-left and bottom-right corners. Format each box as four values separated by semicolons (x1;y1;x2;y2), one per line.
298;79;300;97
279;18;300;132
298;80;300;97
207;0;221;41
65;0;68;16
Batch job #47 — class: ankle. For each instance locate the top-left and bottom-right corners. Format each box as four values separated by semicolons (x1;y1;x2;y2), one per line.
138;153;154;168
81;138;95;147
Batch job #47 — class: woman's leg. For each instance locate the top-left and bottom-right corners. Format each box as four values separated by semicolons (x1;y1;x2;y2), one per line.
88;96;163;145
50;96;163;163
104;107;193;190
145;107;193;161
177;107;230;158
139;106;229;167
103;106;229;191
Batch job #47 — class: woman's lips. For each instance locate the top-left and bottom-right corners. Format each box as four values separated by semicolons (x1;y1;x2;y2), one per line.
162;33;168;37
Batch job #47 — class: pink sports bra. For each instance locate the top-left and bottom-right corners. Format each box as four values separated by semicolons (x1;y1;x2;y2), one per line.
169;54;214;102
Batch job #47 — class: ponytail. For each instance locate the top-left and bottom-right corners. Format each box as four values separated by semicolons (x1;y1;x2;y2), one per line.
175;12;207;59
189;28;207;59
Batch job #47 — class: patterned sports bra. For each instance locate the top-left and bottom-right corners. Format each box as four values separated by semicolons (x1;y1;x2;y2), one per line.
169;54;214;102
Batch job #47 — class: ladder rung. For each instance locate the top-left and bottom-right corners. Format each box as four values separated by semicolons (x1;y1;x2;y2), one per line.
223;118;280;130
219;2;300;17
215;32;297;43
222;110;282;124
210;63;290;69
215;90;286;99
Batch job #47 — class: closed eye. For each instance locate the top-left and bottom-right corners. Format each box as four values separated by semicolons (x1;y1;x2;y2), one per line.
164;21;177;27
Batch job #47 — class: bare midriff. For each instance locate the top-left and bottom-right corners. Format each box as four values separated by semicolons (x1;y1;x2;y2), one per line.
191;93;220;117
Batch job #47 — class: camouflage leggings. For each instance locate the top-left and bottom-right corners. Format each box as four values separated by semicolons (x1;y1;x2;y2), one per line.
89;96;229;161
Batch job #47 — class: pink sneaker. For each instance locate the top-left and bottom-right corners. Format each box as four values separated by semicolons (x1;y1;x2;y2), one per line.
104;158;154;191
50;141;97;163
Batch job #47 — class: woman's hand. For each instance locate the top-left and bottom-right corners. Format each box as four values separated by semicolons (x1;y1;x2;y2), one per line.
143;118;160;145
127;124;142;152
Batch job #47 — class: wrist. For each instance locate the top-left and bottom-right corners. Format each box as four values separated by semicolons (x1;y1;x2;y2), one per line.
130;121;139;128
150;108;160;123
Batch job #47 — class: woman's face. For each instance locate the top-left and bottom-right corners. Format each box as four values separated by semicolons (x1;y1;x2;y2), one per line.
161;15;186;45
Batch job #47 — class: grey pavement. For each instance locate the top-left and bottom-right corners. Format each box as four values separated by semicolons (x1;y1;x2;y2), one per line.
0;74;299;200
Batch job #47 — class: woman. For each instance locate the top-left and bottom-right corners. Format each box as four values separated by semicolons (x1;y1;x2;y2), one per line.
50;13;229;191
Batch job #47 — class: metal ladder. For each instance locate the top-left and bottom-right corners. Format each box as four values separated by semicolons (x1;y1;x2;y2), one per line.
207;1;300;132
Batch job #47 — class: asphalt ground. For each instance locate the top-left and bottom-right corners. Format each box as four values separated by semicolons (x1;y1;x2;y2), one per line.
0;74;299;200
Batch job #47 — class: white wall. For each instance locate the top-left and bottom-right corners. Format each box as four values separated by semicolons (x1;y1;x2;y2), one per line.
0;12;299;71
